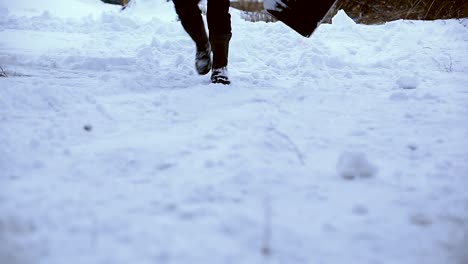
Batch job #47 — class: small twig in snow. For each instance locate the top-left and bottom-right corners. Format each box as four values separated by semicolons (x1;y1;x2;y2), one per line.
0;66;8;77
445;55;453;73
261;199;273;257
269;126;306;166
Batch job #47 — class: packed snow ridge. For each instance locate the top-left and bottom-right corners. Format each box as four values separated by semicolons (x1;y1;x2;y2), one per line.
1;1;468;264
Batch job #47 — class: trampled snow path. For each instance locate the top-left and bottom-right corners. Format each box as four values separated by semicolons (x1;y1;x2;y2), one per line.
1;1;468;264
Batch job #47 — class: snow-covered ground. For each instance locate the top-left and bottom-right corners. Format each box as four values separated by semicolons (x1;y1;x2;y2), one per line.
1;1;468;263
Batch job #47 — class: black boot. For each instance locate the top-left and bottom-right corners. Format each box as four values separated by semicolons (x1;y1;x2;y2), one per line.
195;41;211;76
192;25;211;75
211;67;230;85
210;33;232;84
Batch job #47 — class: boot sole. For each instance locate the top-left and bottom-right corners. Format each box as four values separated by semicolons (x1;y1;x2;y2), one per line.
211;77;230;85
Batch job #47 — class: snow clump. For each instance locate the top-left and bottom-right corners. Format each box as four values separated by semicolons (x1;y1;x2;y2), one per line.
337;151;378;180
397;75;419;89
332;10;356;28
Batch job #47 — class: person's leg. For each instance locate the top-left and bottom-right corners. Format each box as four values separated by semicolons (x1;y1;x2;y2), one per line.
207;0;231;70
173;0;208;51
206;0;231;35
173;0;211;75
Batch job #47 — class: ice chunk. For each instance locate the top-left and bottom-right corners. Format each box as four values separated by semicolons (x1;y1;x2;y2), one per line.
337;151;378;180
397;75;419;89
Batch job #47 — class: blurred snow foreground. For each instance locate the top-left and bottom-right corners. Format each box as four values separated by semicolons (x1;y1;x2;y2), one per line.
1;1;468;264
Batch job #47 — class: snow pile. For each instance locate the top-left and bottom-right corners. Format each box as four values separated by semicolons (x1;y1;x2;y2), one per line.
121;0;178;22
337;151;378;180
0;0;119;18
331;9;356;28
1;1;468;264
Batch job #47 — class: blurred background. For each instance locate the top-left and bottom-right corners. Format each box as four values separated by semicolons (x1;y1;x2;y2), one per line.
102;0;468;23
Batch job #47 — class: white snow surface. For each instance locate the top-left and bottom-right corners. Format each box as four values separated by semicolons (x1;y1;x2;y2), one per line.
1;1;468;264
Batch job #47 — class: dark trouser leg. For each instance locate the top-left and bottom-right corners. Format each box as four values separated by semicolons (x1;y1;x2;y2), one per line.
173;0;209;51
207;0;231;35
207;0;232;69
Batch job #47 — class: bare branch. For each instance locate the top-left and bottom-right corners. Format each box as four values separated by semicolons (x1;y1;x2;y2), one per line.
261;198;273;257
0;66;7;77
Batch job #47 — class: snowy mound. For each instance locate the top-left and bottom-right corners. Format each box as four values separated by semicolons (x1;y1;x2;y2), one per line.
121;0;176;22
332;9;356;28
0;0;119;18
1;1;468;264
